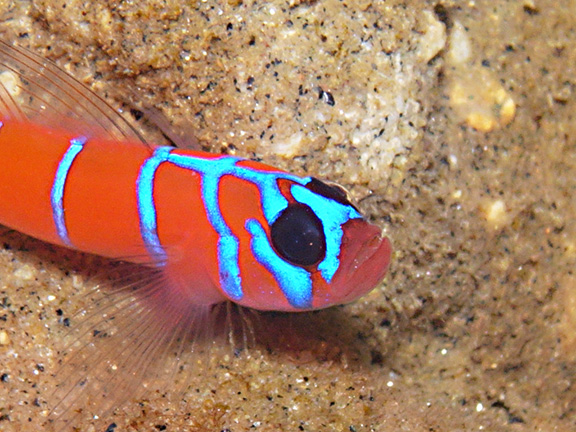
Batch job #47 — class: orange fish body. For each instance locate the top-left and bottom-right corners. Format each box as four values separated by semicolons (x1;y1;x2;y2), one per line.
0;116;391;311
0;42;391;311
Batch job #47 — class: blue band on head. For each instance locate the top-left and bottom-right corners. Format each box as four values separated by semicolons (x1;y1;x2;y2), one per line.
246;218;312;309
201;171;243;300
166;155;244;298
135;146;357;308
290;184;362;283
165;152;308;302
51;136;87;247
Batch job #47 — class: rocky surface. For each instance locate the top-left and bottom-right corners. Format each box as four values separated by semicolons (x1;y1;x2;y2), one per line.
0;0;574;430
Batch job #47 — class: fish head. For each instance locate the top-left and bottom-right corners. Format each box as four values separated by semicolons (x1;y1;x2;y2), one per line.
225;172;392;311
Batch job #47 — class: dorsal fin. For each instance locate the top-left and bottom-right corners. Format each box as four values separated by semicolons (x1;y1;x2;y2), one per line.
0;40;147;144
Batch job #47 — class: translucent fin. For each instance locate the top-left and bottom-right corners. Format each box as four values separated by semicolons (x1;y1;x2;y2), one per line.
132;103;201;150
108;85;202;150
45;260;370;429
0;40;147;143
49;264;225;429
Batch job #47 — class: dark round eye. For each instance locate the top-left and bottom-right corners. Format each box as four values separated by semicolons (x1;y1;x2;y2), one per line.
270;204;326;266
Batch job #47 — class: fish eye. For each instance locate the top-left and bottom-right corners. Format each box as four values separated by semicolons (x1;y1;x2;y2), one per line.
305;177;358;210
270;204;326;267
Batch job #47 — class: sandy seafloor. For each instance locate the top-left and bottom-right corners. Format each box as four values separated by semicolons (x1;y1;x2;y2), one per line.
0;0;575;431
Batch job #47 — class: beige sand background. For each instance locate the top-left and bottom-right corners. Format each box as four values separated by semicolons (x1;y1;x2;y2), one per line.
0;0;574;431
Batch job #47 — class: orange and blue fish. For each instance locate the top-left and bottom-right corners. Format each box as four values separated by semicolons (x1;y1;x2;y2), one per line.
0;40;391;313
0;40;391;422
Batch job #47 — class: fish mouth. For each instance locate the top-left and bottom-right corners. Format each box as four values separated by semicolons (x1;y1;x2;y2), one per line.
335;219;392;304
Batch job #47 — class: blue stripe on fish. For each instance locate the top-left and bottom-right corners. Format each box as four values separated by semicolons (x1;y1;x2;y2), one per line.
51;137;86;247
